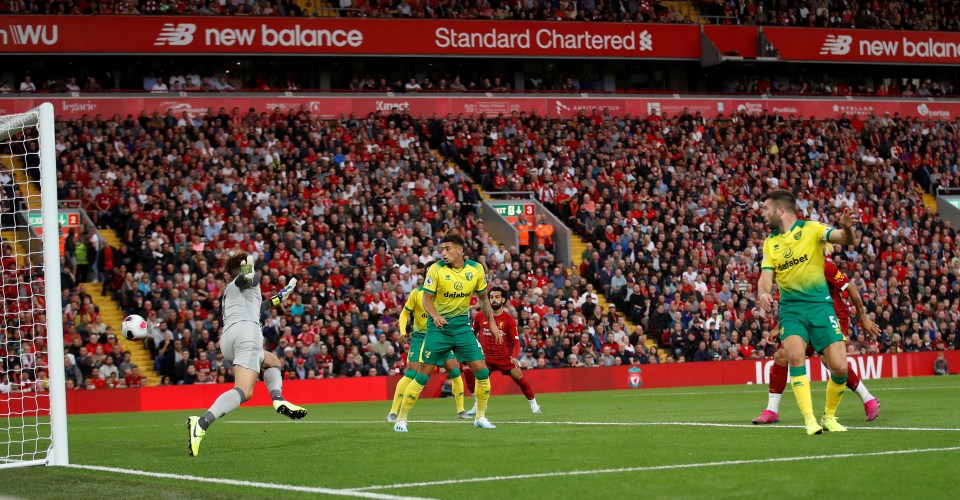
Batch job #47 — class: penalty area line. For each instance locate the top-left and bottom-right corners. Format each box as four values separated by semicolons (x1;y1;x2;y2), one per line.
350;446;960;491
64;463;437;500
226;420;960;432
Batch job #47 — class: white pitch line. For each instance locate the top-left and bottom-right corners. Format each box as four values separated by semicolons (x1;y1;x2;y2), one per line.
226;419;960;432
610;385;960;397
64;463;436;500
350;446;960;491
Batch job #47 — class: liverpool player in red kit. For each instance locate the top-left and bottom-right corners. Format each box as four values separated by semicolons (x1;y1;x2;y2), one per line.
753;258;882;424
464;286;541;414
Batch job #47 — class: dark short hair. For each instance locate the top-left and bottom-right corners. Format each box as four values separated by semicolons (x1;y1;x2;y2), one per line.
489;286;507;298
440;233;465;247
761;189;797;210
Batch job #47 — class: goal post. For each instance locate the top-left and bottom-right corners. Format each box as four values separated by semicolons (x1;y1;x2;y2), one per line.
0;102;68;467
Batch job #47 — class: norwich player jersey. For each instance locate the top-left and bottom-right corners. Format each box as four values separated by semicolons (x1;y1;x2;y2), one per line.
761;220;834;304
402;287;430;334
422;259;487;319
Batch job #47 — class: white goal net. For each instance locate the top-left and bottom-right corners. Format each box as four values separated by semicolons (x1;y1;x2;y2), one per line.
0;103;67;468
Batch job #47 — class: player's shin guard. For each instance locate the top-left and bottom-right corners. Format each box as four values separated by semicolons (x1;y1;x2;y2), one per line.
824;372;847;418
449;369;465;413
264;366;284;401
390;370;417;415
474;368;491;419
397;372;430;421
200;387;246;430
789;366;815;423
517;377;535;401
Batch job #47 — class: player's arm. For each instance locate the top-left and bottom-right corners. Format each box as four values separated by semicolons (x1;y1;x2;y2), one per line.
825;207;857;245
422;290;446;328
260;277;298;313
398;307;411;337
845;281;880;336
757;269;775;312
476;288;503;343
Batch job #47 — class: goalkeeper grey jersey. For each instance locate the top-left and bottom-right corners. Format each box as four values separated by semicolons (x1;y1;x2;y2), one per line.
222;276;262;330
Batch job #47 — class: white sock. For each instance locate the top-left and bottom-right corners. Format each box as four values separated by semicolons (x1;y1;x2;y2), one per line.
529;398;539;407
264;366;284;400
854;382;875;403
765;393;782;413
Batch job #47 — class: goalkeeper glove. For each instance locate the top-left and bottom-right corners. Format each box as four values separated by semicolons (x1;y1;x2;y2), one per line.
270;277;298;307
240;255;255;281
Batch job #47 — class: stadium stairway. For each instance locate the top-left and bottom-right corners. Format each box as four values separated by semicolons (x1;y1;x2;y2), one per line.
2;155;41;211
0;230;29;267
82;281;162;386
661;0;705;24
97;228;123;250
922;193;938;213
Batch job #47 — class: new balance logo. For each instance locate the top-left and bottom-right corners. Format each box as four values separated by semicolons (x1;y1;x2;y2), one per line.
637;30;653;51
819;35;852;55
154;23;196;46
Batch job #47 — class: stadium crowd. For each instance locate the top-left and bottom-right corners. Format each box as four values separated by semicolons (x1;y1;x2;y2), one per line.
698;0;960;31
4;102;960;392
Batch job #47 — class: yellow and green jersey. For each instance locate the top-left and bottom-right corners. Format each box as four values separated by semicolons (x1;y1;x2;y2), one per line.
422;259;487;319
402;287;430;334
761;220;834;305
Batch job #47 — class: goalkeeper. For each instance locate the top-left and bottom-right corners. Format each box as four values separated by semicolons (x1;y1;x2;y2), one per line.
187;250;306;457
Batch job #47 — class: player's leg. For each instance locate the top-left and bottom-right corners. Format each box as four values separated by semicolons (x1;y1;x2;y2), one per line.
263;350;307;419
443;356;468;418
508;366;540;413
462;366;478;416
395;331;453;432
841;340;880;421
781;327;822;436
389;334;424;421
820;339;849;432
465;359;495;428
753;347;788;424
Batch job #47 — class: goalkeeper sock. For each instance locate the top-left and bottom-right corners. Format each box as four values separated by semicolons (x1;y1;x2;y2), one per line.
398;372;429;421
474;368;491;419
263;366;284;401
789;366;815;423
200;387;245;430
824;372;847;418
390;371;416;415
449;369;465;413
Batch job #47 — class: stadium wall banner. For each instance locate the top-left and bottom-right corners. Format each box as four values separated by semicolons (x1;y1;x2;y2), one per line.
2;96;960;121
1;351;953;415
763;27;960;64
0;16;699;58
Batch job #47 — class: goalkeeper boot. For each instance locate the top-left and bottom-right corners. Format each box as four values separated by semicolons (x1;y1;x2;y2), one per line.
474;417;497;429
186;416;205;457
821;415;848;432
274;400;308;420
804;419;824;436
864;398;880;422
387;413;398;423
752;410;780;425
394;421;408;433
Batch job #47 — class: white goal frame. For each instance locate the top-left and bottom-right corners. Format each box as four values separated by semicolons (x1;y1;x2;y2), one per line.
0;102;68;467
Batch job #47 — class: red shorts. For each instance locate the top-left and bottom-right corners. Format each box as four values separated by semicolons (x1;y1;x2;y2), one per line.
485;359;516;374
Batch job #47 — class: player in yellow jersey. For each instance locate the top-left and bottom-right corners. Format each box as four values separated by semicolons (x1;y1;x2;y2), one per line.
394;233;503;432
757;189;858;436
387;284;468;422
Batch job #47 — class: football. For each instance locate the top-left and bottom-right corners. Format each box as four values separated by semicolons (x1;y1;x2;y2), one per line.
121;314;149;341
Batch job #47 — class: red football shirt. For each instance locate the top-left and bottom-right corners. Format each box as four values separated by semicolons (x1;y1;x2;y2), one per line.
473;310;520;363
824;261;851;332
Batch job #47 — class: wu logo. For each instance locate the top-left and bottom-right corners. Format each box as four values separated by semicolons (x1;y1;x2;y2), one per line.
154;23;196;46
819;35;852;55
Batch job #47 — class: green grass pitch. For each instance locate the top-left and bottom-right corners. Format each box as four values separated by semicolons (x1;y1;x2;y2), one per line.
0;376;957;499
